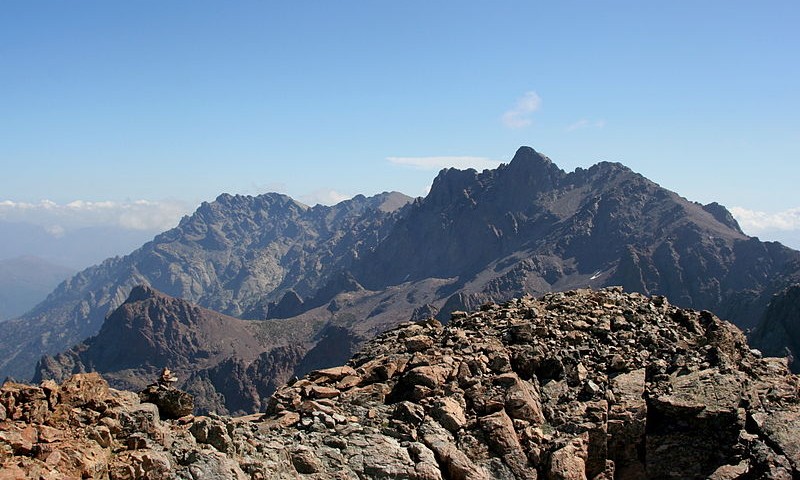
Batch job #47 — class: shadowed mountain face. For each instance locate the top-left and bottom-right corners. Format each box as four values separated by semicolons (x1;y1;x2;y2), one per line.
357;147;799;329
34;285;323;415
7;147;800;385
751;284;800;373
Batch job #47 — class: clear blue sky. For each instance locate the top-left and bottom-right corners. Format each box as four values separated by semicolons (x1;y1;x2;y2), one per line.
1;1;799;244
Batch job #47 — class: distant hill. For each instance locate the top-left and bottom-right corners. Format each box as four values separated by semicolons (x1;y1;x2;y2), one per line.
8;147;800;387
34;285;318;414
0;221;162;270
0;256;74;321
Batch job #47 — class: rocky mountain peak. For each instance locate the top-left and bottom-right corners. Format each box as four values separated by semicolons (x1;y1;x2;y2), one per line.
4;288;799;478
125;284;158;303
426;166;480;207
33;286;272;396
503;146;566;189
703;201;744;234
4;146;800;399
506;146;555;171
370;191;415;212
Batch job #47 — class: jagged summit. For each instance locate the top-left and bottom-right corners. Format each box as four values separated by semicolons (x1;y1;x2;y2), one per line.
4;146;800;393
4;288;799;478
505;145;564;179
125;284;158;303
702;201;745;234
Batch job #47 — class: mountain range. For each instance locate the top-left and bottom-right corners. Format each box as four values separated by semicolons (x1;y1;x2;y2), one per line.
4;147;799;410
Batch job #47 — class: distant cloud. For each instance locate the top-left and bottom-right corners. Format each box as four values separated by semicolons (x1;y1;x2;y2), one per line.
730;206;800;232
566;119;606;131
299;189;352;206
388;156;500;171
502;91;542;128
44;224;66;238
0;199;191;234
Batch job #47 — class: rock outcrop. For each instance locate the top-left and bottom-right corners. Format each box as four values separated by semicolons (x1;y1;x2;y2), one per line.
4;288;799;479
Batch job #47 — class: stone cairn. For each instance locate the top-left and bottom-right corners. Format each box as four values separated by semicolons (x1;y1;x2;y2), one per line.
138;367;194;420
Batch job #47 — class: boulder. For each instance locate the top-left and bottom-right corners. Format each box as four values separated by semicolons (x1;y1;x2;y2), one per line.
139;384;194;419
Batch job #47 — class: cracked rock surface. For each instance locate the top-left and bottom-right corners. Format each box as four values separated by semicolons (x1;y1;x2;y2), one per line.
2;287;799;479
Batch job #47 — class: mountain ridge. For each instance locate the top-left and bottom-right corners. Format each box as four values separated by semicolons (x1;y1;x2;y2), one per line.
33;284;323;414
1;191;413;380
6;146;800;384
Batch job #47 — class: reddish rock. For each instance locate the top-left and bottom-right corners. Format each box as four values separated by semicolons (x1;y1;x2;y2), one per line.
0;425;37;455
310;365;357;382
335;374;362;390
35;424;62;443
404;365;449;389
406;335;435;353
304;385;340;399
432;397;467;432
499;373;544;424
139;384;194;419
59;373;110;409
479;410;522;456
548;434;589;480
291;446;323;473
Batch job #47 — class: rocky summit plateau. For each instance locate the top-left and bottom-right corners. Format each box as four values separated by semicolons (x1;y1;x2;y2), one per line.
2;288;799;479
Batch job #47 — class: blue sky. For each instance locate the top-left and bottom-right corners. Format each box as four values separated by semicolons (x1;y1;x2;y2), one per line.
1;1;799;247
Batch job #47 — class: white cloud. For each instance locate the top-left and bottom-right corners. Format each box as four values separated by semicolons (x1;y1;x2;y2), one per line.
44;224;66;238
0;199;191;234
388;156;500;171
566;119;606;131
501;91;542;128
730;206;800;231
299;189;352;206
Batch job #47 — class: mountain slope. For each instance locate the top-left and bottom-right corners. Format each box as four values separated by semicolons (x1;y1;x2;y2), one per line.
356;148;800;331
8;146;800;384
750;284;800;372
34;282;450;414
1;192;412;380
33;285;323;414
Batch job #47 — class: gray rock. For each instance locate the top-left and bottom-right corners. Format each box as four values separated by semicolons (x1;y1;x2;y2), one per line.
139;384;194;419
4;290;800;479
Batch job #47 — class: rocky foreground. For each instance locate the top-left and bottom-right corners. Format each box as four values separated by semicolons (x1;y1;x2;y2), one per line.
2;287;799;479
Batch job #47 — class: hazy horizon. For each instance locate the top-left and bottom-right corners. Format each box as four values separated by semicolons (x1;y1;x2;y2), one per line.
2;2;798;253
